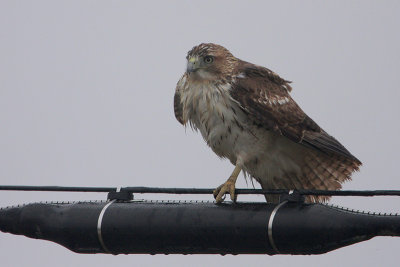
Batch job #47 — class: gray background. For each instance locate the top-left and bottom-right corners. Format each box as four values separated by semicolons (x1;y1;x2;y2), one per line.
1;1;400;266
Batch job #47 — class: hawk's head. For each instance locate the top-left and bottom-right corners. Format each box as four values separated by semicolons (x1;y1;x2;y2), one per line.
186;43;238;81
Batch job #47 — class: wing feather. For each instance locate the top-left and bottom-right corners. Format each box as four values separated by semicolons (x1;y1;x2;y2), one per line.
230;62;361;164
174;75;186;125
174;91;184;125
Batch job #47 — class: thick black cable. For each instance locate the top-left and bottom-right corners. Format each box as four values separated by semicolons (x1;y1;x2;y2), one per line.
0;185;400;196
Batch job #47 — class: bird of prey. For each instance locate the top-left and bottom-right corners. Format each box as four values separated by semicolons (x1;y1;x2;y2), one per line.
174;43;361;203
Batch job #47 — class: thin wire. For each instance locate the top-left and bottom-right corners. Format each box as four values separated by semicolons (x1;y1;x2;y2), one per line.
0;185;115;192
1;185;400;196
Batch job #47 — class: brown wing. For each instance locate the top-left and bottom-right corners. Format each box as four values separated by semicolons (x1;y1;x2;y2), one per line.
174;75;186;125
174;90;184;125
230;62;361;164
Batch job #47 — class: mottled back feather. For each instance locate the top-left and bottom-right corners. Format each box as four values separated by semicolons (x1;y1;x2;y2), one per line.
230;61;361;164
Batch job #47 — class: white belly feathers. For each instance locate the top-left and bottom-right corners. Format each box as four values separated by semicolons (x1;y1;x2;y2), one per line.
180;81;264;164
179;78;306;185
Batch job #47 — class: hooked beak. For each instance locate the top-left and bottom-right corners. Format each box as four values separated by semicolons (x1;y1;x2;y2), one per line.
187;57;199;73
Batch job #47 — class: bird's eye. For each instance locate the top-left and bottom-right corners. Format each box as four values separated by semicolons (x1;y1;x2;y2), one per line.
204;56;214;63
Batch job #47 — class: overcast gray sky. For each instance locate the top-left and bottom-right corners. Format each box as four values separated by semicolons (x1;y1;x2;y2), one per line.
1;1;400;266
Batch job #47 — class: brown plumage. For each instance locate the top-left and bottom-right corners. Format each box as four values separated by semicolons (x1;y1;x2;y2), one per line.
174;43;361;203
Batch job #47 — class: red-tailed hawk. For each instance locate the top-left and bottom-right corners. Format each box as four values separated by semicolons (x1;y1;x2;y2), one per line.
174;43;361;203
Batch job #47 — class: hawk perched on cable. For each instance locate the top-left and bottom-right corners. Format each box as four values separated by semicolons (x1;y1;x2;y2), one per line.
174;43;361;203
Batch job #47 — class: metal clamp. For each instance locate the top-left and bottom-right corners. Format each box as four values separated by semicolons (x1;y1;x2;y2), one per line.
279;189;305;203
97;200;116;253
267;200;288;253
107;186;133;201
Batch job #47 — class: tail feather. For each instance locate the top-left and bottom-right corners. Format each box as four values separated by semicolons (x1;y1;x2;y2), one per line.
260;149;361;203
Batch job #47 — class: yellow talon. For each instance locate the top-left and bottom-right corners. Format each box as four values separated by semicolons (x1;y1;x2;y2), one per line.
213;165;241;203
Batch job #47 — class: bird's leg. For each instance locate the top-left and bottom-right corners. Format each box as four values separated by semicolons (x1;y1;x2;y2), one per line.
213;165;242;203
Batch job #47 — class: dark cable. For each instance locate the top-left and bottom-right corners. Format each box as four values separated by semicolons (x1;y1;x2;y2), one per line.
0;185;114;192
0;185;400;196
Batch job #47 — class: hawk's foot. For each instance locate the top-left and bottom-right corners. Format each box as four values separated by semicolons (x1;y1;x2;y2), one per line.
213;177;237;203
